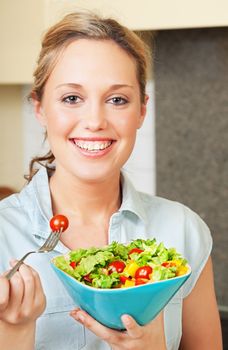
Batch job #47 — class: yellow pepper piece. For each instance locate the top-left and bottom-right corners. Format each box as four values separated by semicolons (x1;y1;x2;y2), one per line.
124;279;135;288
172;259;182;266
176;266;188;276
124;262;139;277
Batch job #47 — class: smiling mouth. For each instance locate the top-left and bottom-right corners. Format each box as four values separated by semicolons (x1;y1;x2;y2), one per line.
70;139;114;152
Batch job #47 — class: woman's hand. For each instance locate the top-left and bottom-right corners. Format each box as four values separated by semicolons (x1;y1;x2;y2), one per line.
70;308;166;350
0;260;46;325
0;261;46;350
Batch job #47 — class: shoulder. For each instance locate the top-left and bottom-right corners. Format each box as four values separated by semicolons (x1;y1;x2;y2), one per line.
0;192;29;271
0;168;52;240
140;191;212;248
0;176;46;272
138;191;185;213
0;181;35;214
137;191;191;228
0;190;32;235
0;192;24;215
0;167;50;222
138;191;210;239
0;181;38;241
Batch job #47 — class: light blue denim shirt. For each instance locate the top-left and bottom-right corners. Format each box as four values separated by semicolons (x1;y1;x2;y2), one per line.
0;167;212;350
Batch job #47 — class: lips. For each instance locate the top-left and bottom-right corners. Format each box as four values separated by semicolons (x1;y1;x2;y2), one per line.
70;138;114;153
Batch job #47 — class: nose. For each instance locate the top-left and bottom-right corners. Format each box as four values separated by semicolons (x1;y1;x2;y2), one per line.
83;102;108;131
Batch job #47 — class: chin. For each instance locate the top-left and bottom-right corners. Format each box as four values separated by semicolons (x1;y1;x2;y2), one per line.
71;167;120;184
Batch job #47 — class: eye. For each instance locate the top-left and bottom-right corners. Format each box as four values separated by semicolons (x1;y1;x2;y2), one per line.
62;95;82;105
107;96;128;106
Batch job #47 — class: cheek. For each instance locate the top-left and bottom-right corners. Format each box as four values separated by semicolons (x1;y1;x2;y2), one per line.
45;108;75;135
116;114;139;136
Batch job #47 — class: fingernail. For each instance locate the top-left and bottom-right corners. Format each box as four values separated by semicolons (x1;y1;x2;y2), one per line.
70;307;80;314
121;315;131;326
70;311;76;317
77;312;85;323
70;310;85;324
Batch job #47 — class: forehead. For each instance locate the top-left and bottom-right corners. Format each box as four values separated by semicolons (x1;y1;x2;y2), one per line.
46;39;138;86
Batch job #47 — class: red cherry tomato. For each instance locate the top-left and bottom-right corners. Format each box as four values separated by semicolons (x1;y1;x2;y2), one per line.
70;261;77;269
50;214;69;232
108;261;126;274
135;278;148;286
135;266;153;279
128;248;144;256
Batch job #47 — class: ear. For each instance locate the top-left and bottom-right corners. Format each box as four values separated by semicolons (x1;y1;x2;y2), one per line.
32;95;47;127
137;94;149;129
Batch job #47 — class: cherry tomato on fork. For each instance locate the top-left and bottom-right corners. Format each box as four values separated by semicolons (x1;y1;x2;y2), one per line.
49;214;69;232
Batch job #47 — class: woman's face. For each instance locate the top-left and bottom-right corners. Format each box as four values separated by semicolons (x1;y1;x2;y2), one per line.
35;39;147;183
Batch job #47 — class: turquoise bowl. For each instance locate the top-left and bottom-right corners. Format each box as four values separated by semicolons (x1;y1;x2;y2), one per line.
51;261;191;330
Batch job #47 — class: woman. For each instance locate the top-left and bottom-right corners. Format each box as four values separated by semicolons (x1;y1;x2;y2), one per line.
0;11;222;350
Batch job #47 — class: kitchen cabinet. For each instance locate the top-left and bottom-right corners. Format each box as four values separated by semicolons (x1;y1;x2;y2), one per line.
0;0;44;84
0;0;228;83
47;0;228;30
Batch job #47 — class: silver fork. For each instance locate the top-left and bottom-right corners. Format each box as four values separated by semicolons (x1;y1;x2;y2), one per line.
6;230;62;280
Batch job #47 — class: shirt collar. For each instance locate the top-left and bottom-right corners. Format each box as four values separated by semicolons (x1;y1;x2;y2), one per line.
26;167;147;237
24;166;53;239
119;171;147;223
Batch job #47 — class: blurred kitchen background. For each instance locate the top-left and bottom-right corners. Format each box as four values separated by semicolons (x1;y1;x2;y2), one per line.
0;0;227;347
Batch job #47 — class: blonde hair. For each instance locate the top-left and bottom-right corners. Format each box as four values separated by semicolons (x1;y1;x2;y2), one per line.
27;11;151;181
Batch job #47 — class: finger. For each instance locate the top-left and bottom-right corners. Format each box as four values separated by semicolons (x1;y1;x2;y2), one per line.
8;260;25;309
9;259;18;267
32;268;46;314
0;276;10;312
155;310;164;323
121;314;143;339
19;264;36;313
8;271;24;310
70;309;121;343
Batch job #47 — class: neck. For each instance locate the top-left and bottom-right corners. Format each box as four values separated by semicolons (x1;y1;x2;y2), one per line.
49;168;121;225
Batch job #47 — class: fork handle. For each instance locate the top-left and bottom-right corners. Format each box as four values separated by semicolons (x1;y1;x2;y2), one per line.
5;251;35;280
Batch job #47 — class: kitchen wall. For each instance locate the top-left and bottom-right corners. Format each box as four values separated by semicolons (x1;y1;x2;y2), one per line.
154;27;228;309
0;85;24;189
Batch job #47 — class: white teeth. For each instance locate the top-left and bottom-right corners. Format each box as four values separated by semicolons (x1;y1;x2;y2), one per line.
74;140;112;151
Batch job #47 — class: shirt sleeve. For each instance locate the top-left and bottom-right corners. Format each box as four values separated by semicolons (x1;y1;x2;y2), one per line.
182;205;213;298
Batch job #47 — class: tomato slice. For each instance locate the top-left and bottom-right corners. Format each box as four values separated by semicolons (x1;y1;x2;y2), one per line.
135;278;148;286
135;266;153;279
128;248;144;256
119;275;129;284
108;261;126;274
49;214;69;232
162;262;176;268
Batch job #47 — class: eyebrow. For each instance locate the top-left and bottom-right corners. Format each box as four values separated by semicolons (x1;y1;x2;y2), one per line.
55;83;134;90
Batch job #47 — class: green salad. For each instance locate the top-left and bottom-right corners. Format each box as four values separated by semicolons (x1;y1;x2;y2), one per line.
53;238;189;289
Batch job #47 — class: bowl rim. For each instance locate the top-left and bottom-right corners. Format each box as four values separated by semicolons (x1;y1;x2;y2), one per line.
51;257;191;293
